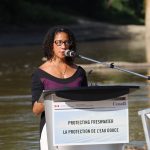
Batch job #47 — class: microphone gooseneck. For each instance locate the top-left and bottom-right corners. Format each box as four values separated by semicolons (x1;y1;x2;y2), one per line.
78;54;150;80
65;50;150;80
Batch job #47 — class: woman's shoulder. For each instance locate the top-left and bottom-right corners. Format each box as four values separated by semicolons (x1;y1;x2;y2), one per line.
74;65;86;77
32;61;49;74
70;64;85;73
32;62;46;76
71;63;83;69
32;68;41;79
39;61;50;70
77;65;86;71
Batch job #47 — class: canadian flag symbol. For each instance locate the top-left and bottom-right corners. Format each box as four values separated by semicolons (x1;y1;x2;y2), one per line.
54;105;59;108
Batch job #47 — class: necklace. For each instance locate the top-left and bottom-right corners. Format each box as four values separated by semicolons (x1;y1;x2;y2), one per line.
51;61;68;78
61;65;67;78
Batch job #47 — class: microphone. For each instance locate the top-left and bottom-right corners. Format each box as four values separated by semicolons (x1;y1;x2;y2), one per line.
65;50;77;57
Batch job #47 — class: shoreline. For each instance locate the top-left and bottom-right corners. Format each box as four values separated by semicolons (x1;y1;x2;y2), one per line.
81;62;150;71
0;21;145;46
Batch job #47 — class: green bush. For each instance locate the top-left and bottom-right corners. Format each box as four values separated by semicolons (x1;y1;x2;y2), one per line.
0;0;144;26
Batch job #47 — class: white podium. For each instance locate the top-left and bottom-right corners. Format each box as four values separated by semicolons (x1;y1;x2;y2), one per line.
40;85;139;150
138;108;150;150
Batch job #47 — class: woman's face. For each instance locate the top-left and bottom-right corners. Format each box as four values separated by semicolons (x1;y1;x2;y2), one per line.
53;32;71;59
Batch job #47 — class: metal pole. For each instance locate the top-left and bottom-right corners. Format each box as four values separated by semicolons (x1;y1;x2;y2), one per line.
78;55;150;80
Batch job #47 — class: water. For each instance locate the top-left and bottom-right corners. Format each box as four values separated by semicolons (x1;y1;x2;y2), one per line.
0;97;39;150
0;39;149;149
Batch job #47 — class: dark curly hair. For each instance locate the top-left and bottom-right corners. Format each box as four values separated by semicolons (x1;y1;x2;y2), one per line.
42;26;76;64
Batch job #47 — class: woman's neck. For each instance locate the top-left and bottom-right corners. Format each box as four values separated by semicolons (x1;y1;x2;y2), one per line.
51;58;66;66
50;58;68;78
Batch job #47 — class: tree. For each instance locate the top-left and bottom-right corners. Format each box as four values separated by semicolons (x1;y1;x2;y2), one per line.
145;0;150;36
145;0;150;63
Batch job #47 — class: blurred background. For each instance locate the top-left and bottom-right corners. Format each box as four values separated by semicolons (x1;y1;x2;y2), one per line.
0;0;150;149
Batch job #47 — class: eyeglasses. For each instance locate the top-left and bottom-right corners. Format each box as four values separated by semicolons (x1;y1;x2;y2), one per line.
54;40;72;46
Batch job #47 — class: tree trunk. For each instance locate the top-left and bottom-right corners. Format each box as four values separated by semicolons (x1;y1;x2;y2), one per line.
107;0;113;8
145;0;150;37
145;0;150;63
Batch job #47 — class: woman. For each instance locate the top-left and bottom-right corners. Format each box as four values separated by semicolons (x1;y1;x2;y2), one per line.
31;26;88;150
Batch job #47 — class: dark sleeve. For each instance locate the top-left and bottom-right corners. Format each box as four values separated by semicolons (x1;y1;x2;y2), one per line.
79;66;88;86
31;70;44;107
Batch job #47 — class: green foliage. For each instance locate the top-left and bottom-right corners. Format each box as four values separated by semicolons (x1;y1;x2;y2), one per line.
82;0;144;24
0;0;145;26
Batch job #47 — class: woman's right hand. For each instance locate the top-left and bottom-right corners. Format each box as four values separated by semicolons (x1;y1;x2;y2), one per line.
32;101;44;116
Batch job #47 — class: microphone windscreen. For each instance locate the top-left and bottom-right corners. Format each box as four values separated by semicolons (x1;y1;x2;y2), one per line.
65;50;76;57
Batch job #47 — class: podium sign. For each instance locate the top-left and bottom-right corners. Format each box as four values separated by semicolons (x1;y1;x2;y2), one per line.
52;95;128;146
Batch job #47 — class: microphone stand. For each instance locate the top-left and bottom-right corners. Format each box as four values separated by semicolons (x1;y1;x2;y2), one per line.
78;54;150;80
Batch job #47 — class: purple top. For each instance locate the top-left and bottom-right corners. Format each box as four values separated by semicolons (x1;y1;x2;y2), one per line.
31;66;88;135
